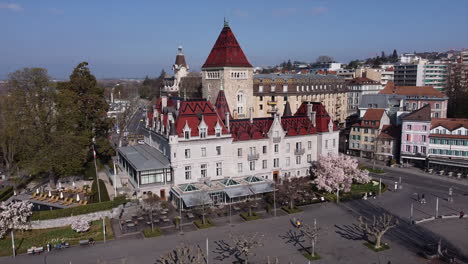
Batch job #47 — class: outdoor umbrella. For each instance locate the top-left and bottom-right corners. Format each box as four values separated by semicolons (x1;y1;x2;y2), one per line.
36;188;39;194
60;192;64;199
48;190;52;197
58;182;62;189
76;194;80;202
72;181;76;188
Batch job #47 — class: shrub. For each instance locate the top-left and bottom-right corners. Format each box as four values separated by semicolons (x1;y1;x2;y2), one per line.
194;219;213;229
390;159;397;165
71;218;90;233
30;196;127;221
281;206;302;214
90;179;110;203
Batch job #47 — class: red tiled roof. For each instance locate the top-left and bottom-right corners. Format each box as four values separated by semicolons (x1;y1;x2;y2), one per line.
363;109;385;121
214;90;232;122
401;104;432;121
294;102;338;132
346;77;380;85
175;100;229;137
230;118;273;141
378;125;400;140
430;118;468;131
429;134;468;139
386;67;394;71
202;25;252;68
379;82;446;98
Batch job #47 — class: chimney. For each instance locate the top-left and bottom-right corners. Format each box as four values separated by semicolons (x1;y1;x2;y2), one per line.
225;112;230;130
162;95;167;109
249;107;253;124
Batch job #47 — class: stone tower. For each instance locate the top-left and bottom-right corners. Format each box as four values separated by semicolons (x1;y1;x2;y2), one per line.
202;21;254;119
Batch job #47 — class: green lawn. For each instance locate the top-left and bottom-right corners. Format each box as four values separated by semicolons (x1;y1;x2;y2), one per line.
360;166;385;174
0;218;113;257
322;181;386;202
142;227;162;238
303;252;321;261
240;212;261;221
194;219;214;229
363;242;390;252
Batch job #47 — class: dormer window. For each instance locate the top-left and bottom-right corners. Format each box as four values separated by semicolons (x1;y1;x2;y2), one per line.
183;121;191;139
184;131;190;139
215;128;221;137
200;128;207;138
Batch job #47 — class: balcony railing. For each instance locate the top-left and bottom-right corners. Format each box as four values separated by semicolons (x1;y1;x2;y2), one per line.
267;100;277;105
247;153;260;161
267;108;278;114
294;148;305;155
272;137;281;143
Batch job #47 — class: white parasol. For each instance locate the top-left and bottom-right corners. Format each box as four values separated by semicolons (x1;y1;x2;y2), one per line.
58;182;62;189
48;190;52;197
60;192;64;199
76;194;80;202
36;188;39;194
72;181;76;188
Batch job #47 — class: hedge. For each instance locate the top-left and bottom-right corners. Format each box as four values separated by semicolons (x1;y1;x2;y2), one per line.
0;186;14;202
90;179;110;203
30;196;127;221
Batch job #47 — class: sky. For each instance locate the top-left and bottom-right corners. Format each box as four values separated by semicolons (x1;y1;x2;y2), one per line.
1;0;467;80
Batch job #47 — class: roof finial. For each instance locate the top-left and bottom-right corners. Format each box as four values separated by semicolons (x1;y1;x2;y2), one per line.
224;17;229;28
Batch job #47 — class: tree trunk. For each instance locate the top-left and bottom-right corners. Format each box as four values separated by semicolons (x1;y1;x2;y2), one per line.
289;198;294;210
311;238;315;257
48;172;56;189
374;233;382;249
150;208;154;231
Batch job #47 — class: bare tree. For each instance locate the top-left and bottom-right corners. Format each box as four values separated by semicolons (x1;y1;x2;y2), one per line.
277;177;309;210
193;190;212;225
298;219;320;257
155;243;206;264
143;193;162;231
230;232;264;264
358;214;398;249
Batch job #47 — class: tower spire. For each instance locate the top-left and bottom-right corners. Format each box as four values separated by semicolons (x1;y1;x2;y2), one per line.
224;17;229;28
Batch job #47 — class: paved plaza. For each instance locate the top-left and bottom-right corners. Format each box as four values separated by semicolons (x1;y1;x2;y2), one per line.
1;165;467;264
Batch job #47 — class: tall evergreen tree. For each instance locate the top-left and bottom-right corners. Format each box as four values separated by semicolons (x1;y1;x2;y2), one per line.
392;49;398;62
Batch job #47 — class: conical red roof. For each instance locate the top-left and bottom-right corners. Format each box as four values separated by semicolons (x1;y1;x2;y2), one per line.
202;25;252;68
214;90;232;121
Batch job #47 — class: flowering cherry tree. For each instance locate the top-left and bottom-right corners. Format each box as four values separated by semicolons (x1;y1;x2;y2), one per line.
71;218;91;233
0;201;33;238
313;154;370;196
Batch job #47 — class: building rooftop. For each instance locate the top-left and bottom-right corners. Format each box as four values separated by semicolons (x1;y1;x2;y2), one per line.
347;77;380;85
401;104;432;122
378;125;400;140
118;144;170;172
254;73;343;81
431;118;468;131
379;82;446;98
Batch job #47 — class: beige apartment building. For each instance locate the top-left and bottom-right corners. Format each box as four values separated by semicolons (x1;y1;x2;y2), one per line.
252;74;348;126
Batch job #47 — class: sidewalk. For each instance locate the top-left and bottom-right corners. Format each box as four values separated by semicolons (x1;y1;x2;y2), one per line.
357;157;468;187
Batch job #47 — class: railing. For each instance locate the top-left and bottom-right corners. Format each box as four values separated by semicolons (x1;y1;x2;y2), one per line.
247;153;260;161
294;148;305;155
267;100;277;105
267;108;278;114
273;137;281;143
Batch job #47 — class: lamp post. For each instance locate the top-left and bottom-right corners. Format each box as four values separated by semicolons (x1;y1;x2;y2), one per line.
273;182;277;217
92;140;101;203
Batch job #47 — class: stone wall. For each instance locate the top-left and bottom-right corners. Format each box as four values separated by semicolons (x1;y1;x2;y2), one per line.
30;205;124;229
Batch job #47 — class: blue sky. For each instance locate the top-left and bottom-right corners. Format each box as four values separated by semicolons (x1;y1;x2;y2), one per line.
1;0;467;79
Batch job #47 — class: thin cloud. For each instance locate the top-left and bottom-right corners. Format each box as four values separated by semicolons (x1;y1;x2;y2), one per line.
0;3;23;11
308;7;328;16
272;7;297;17
233;9;248;18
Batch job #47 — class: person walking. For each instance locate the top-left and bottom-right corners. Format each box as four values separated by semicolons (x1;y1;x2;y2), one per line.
421;194;426;204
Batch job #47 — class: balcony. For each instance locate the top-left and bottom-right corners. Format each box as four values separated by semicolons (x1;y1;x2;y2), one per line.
267;100;277;105
273;137;281;143
267;108;278;114
294;148;305;155
247;153;259;161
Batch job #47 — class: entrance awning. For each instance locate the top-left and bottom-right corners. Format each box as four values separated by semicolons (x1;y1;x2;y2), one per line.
224;185;251;198
179;192;213;207
249;182;275;194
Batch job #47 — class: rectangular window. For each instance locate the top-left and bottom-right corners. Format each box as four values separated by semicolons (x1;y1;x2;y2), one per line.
184;131;190;139
185;149;190;159
250;161;255;171
307;154;312;162
406;134;411;141
422;135;426;142
262;160;267;169
286;157;290;166
216;146;221;155
259;104;263;110
364;129;369;133
421;147;426;154
406;145;411;152
201;164;207;178
262;146;267;154
333;139;336;147
238;148;242;157
185;166;191;180
273;158;279;168
296;156;301;165
407;124;412;130
201;147;206;157
286;143;290;153
199;128;207;138
308;141;312;149
422;125;427;131
325;140;328;148
274;144;279;153
237;163;243;173
216;162;222;176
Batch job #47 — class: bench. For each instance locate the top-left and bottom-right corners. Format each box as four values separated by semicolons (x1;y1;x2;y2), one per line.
27;247;44;255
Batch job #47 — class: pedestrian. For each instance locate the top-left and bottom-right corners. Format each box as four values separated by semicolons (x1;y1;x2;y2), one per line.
421;194;426;204
417;193;420;202
460;211;465;219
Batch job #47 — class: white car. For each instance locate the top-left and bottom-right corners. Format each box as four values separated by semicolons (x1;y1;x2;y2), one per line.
138;140;145;145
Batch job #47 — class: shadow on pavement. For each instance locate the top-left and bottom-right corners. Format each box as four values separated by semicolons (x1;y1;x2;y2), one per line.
212;239;243;263
340;200;468;263
334;223;369;242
